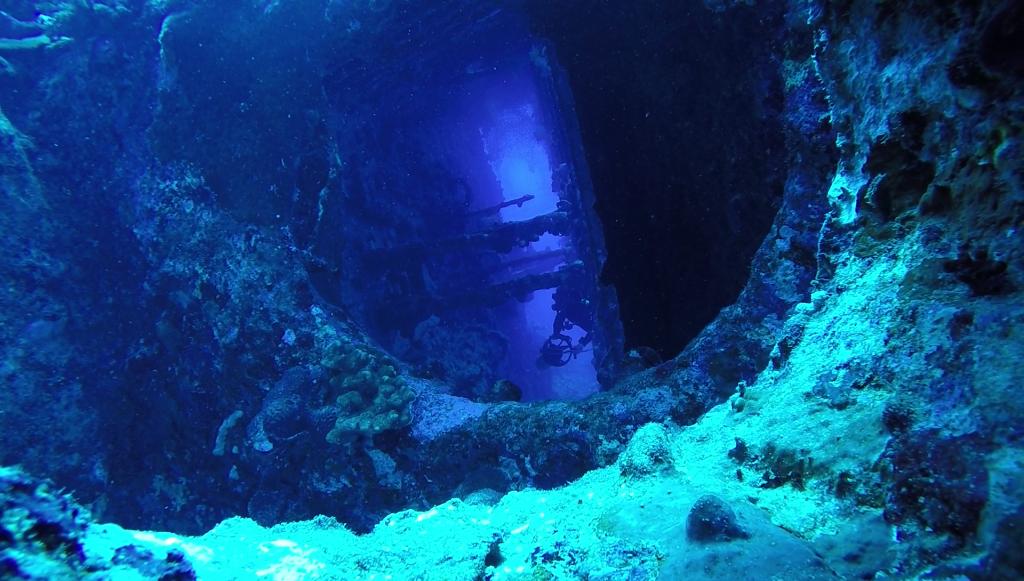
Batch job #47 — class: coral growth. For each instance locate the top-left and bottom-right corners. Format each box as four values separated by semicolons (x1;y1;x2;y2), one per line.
320;340;414;443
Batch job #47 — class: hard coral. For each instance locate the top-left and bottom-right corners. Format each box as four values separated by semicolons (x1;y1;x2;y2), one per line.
321;340;414;444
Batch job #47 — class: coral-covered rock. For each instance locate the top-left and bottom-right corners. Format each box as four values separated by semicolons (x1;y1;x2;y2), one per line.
0;466;196;580
685;495;750;543
618;423;673;479
321;340;414;443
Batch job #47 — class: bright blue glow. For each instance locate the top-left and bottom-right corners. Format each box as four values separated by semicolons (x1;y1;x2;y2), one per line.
480;80;597;401
484;105;557;222
425;63;599;400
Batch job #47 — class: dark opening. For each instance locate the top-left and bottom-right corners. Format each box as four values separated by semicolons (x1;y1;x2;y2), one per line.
151;0;788;401
524;1;788;357
317;5;620;401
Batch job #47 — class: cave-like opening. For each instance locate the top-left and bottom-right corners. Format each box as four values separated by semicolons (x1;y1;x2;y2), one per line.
320;7;618;402
152;0;788;399
317;0;788;395
524;1;789;359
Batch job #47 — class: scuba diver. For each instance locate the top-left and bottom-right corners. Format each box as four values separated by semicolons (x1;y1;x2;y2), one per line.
539;281;593;367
